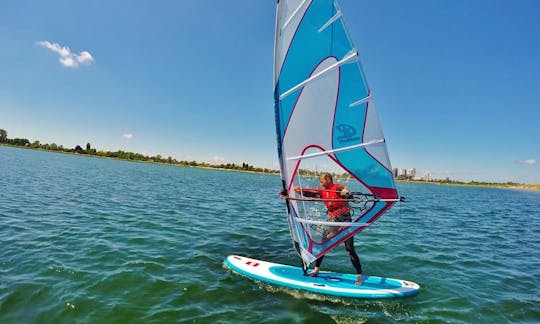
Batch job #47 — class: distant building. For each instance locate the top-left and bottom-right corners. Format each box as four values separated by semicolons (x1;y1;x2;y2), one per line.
395;167;428;180
399;169;407;178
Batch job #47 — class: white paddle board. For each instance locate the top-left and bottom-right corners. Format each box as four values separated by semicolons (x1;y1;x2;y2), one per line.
225;255;420;299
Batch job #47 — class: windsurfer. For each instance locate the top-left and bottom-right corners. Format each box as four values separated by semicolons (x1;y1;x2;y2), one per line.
293;172;363;285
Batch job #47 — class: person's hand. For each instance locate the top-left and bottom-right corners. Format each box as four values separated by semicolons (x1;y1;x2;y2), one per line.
340;187;349;196
294;186;301;192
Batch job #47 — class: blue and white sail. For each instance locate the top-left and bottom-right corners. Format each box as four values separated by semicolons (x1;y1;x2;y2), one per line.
274;0;400;265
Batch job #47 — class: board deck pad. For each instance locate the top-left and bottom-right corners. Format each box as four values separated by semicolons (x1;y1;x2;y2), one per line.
225;255;419;299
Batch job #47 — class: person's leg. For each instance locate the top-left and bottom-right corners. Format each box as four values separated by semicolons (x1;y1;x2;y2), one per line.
309;255;324;276
344;236;363;284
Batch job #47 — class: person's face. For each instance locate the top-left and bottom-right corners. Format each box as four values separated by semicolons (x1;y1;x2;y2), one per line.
319;176;331;188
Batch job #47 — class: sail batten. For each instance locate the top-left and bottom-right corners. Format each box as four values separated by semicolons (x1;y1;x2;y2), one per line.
274;0;399;266
286;138;385;161
281;0;309;32
284;196;402;203
294;218;371;227
350;95;371;108
318;10;342;33
279;50;358;100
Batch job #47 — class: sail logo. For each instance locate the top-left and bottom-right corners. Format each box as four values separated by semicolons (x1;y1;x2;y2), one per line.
336;124;361;144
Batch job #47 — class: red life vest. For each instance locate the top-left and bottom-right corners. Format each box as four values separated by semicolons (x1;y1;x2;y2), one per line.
321;183;350;217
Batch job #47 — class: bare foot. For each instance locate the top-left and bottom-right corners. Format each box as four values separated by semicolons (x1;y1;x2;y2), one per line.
355;274;363;285
308;267;320;277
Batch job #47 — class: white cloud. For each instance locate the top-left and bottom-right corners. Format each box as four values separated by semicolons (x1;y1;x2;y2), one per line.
519;159;536;165
122;133;133;140
37;41;94;68
77;51;93;64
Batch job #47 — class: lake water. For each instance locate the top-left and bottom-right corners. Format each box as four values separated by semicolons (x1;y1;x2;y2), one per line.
1;145;539;323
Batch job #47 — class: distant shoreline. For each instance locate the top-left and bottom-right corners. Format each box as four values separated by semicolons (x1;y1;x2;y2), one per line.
0;143;279;176
2;143;538;191
0;141;279;175
396;179;540;191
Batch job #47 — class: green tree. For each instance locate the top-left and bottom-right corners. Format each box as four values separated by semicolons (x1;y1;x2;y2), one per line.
0;129;7;142
11;138;30;146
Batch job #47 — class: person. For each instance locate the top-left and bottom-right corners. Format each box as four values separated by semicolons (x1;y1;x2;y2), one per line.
293;172;363;285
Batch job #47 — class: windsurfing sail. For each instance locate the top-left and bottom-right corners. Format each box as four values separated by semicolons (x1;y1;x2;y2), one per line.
273;0;401;266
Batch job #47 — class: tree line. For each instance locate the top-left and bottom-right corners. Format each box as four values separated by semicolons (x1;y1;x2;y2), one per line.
0;128;280;174
4;127;534;189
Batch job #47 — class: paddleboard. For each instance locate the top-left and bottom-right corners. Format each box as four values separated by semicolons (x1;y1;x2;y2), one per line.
225;255;419;299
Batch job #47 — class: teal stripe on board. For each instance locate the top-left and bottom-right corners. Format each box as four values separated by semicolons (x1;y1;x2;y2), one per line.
1;145;539;322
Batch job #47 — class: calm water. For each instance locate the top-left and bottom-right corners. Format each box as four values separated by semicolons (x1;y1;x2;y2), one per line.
1;145;539;323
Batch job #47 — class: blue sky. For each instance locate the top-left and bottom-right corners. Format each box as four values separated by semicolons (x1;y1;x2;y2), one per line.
1;0;539;184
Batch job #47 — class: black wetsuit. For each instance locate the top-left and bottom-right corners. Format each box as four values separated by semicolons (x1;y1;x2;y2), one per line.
296;185;362;275
315;212;362;274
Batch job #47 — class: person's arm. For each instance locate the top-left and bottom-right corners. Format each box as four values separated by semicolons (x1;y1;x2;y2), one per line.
294;186;321;198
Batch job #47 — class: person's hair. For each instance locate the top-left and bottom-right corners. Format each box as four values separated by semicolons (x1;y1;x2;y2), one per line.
320;172;333;182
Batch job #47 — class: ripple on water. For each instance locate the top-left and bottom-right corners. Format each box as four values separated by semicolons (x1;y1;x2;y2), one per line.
2;147;540;322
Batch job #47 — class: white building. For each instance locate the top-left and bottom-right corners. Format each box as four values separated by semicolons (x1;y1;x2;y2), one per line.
407;168;416;179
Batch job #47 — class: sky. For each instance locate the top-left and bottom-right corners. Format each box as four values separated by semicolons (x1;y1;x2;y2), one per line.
1;0;539;184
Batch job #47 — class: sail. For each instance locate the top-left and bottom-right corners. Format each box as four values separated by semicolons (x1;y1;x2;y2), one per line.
273;0;400;265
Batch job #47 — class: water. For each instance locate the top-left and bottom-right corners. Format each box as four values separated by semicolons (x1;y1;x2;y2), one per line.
1;145;539;323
